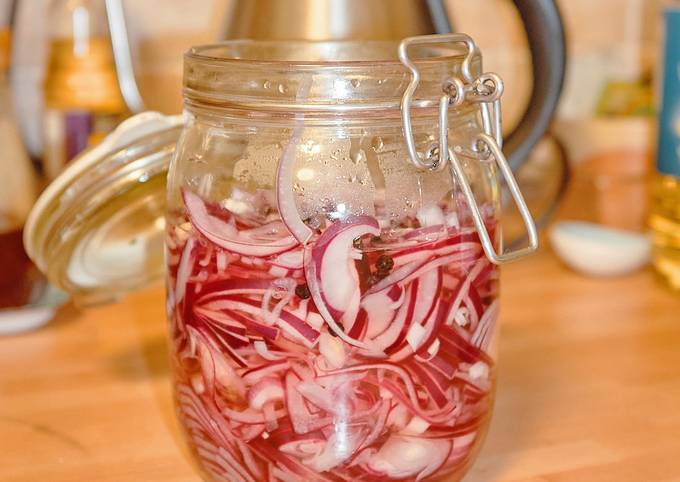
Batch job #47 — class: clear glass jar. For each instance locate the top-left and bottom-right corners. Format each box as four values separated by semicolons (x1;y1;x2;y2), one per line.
167;40;509;482
24;36;537;482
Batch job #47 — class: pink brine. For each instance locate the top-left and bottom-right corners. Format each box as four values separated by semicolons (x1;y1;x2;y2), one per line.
167;189;499;482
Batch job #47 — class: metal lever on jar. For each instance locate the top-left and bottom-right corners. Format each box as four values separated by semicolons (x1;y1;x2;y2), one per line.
398;34;538;264
449;134;538;264
398;33;477;171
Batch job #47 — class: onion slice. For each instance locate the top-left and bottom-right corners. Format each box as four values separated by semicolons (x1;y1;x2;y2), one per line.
275;78;313;244
184;189;299;257
304;215;380;350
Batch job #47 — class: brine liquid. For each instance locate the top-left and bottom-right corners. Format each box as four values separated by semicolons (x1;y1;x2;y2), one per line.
167;192;499;482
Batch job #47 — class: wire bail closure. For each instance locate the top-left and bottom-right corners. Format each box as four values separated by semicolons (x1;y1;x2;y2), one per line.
398;34;538;264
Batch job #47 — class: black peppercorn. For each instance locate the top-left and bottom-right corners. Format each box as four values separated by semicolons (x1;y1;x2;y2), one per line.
330;322;345;337
376;255;394;274
295;283;311;299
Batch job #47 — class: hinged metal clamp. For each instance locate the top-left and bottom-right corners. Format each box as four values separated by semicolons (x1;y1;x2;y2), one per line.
399;34;538;264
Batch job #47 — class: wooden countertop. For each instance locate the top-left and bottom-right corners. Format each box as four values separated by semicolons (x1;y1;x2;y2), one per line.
2;248;680;481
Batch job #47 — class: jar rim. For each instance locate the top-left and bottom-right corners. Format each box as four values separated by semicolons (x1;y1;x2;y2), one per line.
185;39;469;68
183;40;482;115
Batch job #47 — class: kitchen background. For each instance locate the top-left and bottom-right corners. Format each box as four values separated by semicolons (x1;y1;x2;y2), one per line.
3;2;680;480
11;0;661;162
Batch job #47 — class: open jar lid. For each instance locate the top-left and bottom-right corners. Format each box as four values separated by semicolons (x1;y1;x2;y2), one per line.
24;112;183;304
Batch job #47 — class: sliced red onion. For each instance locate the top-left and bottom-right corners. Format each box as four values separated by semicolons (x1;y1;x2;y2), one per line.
408;268;442;337
220;405;284;425
400;416;430;436
270;249;304;269
175;237;197;304
406;323;428;352
402;224;446;241
248;378;285;411
198;278;273;298
355;403;390;456
171;196;498;480
438;324;494;367
445;257;488;326
470;300;498;351
318;332;346;369
386;403;410;431
279;438;326;458
367;436;452;481
201;296;320;347
196;307;280;342
242;360;290;385
295;380;346;416
275;79;313;244
184;189;299;257
304;216;380;350
303;428;367;472
253;340;285;361
366;257;428;296
269;466;299;482
363;284;416;355
361;287;402;339
416;204;446;228
187;325;247;397
285;372;333;435
424;354;458;380
250;438;336;482
405;361;449;408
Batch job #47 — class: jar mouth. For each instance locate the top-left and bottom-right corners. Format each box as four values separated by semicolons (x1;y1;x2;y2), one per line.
183;40;482;116
186;40;468;67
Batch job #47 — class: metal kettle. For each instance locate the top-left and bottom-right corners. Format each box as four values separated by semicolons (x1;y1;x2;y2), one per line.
220;0;566;171
104;0;564;171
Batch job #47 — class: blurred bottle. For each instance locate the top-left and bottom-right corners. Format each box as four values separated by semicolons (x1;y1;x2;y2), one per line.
43;0;128;179
651;5;680;290
0;0;43;309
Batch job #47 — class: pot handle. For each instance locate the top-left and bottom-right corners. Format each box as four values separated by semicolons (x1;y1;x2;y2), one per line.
505;0;566;171
427;0;566;171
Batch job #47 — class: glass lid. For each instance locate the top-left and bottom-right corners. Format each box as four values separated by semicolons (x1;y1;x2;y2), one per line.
24;112;183;304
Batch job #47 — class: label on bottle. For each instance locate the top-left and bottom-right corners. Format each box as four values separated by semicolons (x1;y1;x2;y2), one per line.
658;8;680;177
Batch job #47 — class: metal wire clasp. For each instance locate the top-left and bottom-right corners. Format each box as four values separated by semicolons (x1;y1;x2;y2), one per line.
449;135;538;264
399;34;538;263
398;34;477;172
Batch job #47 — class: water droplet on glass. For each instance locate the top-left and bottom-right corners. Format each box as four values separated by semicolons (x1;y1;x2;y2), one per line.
371;136;384;151
307;215;321;230
263;80;272;89
278;83;287;94
350;78;360;88
351;149;366;165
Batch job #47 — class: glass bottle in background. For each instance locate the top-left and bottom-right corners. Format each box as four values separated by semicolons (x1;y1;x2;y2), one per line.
43;0;128;179
0;0;42;310
651;4;680;290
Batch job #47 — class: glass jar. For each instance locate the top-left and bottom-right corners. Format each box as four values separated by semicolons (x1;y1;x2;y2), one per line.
165;39;535;482
24;36;537;482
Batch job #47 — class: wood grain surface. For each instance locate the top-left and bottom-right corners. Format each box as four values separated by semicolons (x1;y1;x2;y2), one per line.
1;248;679;481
